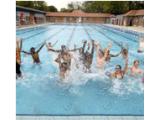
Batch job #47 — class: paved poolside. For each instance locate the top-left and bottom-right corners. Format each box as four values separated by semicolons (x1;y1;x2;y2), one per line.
104;24;144;33
16;116;144;120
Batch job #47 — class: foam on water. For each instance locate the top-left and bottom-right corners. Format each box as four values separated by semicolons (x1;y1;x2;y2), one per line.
16;24;144;115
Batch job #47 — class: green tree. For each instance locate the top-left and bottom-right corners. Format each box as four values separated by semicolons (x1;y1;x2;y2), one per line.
108;1;129;15
16;1;58;12
47;5;57;12
128;1;144;10
16;1;34;8
60;8;72;12
33;1;48;11
82;1;144;14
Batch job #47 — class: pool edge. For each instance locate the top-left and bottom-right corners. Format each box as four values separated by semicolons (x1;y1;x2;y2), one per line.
16;115;144;120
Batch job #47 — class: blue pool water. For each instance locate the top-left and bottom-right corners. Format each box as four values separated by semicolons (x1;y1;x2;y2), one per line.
16;24;144;115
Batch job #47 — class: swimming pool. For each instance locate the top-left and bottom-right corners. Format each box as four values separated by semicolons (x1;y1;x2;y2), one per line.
16;24;144;116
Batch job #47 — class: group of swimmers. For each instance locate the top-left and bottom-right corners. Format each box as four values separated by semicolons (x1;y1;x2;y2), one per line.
16;37;144;81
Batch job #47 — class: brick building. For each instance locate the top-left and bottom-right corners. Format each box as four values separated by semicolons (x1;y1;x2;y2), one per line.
16;5;144;27
16;5;46;26
123;9;144;26
46;10;114;23
111;10;144;27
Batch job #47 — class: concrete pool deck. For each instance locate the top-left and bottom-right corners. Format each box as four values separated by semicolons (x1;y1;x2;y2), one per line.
16;116;144;120
103;24;144;33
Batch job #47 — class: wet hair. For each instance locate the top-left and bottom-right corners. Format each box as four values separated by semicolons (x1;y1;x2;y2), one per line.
61;45;67;51
30;47;35;52
61;45;66;49
99;49;104;56
134;60;139;65
122;48;128;55
115;65;122;70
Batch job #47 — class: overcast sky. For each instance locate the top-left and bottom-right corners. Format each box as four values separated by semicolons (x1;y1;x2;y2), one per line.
46;0;87;11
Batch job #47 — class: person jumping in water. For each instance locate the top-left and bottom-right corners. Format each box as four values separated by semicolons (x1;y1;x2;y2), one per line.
121;48;128;59
95;42;109;70
107;56;128;79
22;42;45;64
47;45;80;79
78;40;87;62
83;40;95;72
16;38;22;78
103;42;122;62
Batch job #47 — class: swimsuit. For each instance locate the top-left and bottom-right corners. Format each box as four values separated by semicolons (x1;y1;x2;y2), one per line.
32;52;40;63
16;61;21;77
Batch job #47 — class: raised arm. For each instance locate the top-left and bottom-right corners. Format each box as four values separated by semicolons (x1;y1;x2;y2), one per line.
21;50;31;55
37;42;45;53
110;50;122;57
95;43;100;56
103;49;109;59
82;41;87;54
91;40;95;56
123;57;128;74
20;39;22;51
48;48;61;53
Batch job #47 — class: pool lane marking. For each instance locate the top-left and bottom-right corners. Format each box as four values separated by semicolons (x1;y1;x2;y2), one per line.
16;26;46;35
88;25;122;47
22;27;55;40
44;26;67;43
97;25;138;43
89;25;144;62
82;24;93;40
23;26;67;50
66;25;77;47
22;25;63;40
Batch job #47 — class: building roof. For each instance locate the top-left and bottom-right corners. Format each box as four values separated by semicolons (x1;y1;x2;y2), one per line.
124;9;144;16
16;5;46;14
46;10;114;18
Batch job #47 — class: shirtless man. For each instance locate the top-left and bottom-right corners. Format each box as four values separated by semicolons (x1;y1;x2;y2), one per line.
78;40;87;62
83;40;95;72
22;42;45;64
95;43;108;70
55;51;72;79
47;45;79;79
130;60;143;76
16;38;22;78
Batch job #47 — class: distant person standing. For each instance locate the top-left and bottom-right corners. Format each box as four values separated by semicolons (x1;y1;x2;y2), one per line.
16;38;22;78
